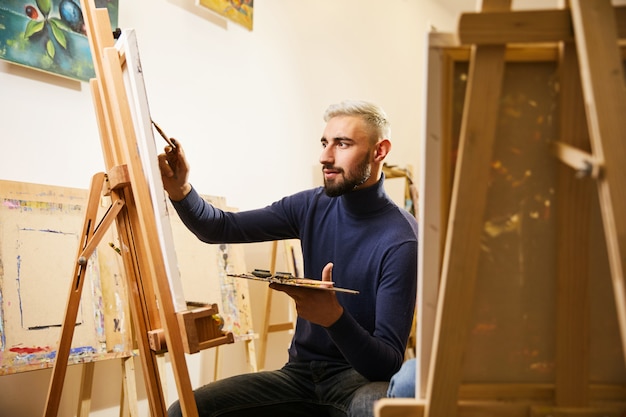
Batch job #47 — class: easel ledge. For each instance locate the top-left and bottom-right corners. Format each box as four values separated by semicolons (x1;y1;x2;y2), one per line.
0;351;134;376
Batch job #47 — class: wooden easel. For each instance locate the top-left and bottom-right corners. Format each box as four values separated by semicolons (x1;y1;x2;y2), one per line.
258;240;298;371
376;0;626;416
42;1;234;416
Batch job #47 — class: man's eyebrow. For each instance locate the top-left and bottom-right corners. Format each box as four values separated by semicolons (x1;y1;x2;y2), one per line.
321;136;354;143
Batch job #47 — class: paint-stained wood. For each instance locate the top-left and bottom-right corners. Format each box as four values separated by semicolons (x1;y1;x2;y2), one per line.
0;179;133;376
379;2;626;417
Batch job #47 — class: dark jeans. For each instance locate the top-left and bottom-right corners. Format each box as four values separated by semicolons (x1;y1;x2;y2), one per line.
167;361;389;417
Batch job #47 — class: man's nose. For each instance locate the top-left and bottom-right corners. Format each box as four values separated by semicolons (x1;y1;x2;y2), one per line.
319;146;333;165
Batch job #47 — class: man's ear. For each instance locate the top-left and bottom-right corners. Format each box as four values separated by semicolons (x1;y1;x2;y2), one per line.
373;139;391;161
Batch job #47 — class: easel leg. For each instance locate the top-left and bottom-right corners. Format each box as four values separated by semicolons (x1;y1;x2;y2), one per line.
569;0;626;363
214;346;221;381
258;241;278;371
257;241;297;371
113;200;169;416
555;40;591;406
120;356;139;417
245;338;259;373
425;1;510;416
44;172;106;417
76;362;95;417
157;354;169;406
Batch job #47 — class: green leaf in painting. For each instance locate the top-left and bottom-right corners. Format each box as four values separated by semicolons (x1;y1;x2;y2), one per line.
49;20;67;49
24;20;45;39
46;39;55;58
49;18;71;33
36;0;52;17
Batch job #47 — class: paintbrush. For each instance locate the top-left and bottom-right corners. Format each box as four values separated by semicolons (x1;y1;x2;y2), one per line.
151;120;177;149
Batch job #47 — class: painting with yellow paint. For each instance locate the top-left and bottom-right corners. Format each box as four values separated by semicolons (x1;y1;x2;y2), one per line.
198;0;253;31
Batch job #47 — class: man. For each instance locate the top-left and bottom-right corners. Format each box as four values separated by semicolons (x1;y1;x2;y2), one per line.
159;100;418;417
387;358;417;398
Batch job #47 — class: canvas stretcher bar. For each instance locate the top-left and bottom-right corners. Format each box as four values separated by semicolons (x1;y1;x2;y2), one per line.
569;0;626;363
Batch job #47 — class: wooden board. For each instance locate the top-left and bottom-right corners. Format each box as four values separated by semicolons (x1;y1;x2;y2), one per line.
0;179;255;375
402;32;626;417
436;43;626;386
0;179;132;374
382;3;626;416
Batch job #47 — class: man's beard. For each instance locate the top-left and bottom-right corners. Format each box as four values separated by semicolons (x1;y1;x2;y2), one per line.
323;153;372;197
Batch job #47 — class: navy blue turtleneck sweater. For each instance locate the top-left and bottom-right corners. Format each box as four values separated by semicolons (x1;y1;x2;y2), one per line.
171;176;418;381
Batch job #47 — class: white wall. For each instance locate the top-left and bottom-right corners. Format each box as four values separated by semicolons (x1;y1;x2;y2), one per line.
1;0;456;211
0;1;456;415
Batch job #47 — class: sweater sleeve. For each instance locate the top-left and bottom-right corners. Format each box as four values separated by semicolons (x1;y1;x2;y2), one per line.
325;240;418;381
171;186;301;243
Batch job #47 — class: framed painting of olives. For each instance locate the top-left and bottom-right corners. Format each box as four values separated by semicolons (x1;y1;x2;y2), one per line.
0;0;119;82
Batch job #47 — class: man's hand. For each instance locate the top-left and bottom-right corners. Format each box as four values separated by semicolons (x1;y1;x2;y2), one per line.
269;262;343;327
157;140;191;201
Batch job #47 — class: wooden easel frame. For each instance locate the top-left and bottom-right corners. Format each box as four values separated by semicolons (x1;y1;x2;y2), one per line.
258;240;298;371
376;1;626;416
43;2;234;416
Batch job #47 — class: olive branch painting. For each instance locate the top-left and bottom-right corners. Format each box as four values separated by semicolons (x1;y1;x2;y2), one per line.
0;0;119;82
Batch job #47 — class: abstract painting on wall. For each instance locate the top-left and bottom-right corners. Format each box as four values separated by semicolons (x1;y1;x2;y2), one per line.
197;0;253;31
0;0;119;82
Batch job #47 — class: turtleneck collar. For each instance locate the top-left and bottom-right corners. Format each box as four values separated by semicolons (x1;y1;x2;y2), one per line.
340;174;391;216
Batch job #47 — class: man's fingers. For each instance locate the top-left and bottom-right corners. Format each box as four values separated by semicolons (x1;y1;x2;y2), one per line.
158;153;174;178
269;283;289;294
321;262;334;286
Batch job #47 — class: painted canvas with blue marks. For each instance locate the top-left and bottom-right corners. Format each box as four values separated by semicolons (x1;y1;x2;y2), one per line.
0;179;132;374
